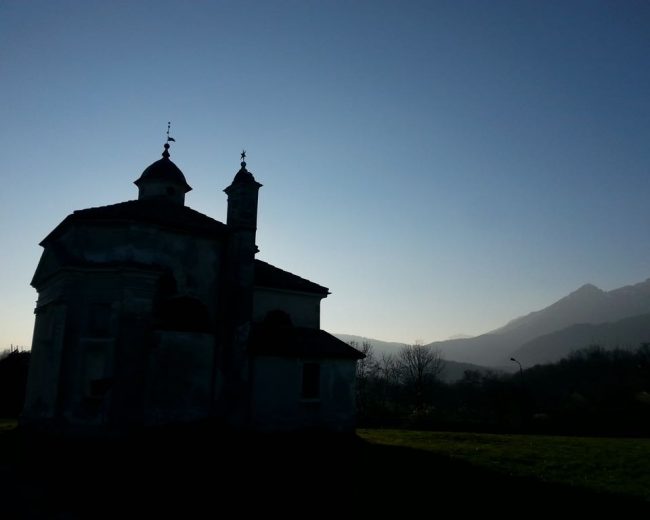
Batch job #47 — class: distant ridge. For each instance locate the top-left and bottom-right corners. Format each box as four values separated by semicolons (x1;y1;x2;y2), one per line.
334;334;405;354
512;312;650;366
446;333;473;340
333;333;494;382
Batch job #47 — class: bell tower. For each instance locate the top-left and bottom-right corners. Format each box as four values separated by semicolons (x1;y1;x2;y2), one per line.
224;151;262;233
222;151;262;424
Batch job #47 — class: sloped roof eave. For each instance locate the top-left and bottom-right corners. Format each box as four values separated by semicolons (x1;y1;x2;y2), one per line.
254;284;330;298
249;325;365;360
254;259;329;296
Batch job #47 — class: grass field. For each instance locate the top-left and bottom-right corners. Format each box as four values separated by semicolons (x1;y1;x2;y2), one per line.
1;423;648;515
0;419;20;464
359;428;650;502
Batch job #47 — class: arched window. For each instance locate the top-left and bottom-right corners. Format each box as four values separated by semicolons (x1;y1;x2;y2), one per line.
263;309;293;328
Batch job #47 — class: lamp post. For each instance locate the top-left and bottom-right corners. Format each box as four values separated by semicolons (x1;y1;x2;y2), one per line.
510;357;523;379
510;357;526;430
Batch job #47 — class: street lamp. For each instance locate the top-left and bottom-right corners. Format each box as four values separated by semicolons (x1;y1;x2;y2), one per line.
510;357;526;430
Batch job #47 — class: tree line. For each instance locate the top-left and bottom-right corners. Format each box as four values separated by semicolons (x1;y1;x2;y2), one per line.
353;341;650;436
2;343;650;435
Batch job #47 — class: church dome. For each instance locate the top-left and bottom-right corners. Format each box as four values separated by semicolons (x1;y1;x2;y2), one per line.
135;144;192;193
134;143;192;205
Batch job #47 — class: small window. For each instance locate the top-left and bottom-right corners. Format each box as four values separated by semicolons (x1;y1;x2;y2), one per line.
82;339;112;399
301;362;320;399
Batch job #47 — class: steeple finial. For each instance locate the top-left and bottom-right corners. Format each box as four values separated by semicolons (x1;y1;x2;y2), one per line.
163;121;176;159
240;149;247;168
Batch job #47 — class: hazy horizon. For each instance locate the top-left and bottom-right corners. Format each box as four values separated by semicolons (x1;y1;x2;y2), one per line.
2;1;649;347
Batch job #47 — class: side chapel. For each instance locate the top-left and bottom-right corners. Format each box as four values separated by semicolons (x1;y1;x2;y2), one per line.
23;137;363;433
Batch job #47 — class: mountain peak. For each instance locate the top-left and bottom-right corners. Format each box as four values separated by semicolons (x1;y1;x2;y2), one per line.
569;283;603;297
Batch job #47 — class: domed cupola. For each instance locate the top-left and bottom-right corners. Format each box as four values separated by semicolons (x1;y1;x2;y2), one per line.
134;127;192;205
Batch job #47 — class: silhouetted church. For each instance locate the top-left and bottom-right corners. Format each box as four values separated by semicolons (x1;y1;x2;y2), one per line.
23;140;362;433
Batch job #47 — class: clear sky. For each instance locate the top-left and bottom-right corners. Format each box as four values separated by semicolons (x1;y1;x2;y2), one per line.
1;0;649;347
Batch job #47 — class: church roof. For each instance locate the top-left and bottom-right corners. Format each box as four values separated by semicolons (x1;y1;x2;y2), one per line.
41;199;227;245
254;259;329;296
40;202;329;297
249;323;365;360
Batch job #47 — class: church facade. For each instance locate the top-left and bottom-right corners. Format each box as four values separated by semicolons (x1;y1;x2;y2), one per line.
22;142;363;433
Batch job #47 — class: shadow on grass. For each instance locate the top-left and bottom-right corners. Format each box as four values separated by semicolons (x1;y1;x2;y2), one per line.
1;423;647;518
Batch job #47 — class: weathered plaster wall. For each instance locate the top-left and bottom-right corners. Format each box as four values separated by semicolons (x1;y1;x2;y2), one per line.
24;221;225;428
250;356;357;432
144;331;215;424
253;288;321;328
61;222;223;308
23;302;67;422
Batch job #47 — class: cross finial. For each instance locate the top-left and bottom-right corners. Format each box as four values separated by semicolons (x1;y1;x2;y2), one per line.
240;149;247;167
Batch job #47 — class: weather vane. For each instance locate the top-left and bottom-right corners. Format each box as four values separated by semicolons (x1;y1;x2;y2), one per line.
166;122;176;143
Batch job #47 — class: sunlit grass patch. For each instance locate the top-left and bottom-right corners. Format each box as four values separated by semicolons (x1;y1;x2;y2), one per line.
358;428;650;501
0;419;18;433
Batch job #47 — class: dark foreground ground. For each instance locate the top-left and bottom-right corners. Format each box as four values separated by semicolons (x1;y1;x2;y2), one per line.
1;423;648;518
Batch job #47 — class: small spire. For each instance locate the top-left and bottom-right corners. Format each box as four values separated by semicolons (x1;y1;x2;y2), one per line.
240;149;247;168
162;121;175;159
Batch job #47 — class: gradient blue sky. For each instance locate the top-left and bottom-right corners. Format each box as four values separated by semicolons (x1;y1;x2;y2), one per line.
1;0;649;347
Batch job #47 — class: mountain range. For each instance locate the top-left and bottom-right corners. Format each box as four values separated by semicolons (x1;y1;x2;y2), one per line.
427;278;650;367
337;277;650;370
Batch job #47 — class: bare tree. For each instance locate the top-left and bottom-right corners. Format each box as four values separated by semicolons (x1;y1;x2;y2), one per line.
378;352;401;387
350;341;379;420
353;340;377;380
374;352;402;419
397;342;444;403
